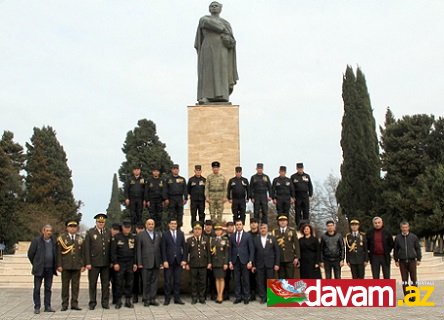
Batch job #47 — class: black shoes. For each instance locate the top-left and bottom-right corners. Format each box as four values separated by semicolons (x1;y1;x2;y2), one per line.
125;299;134;308
233;299;242;304
71;306;82;310
61;306;68;311
133;296;138;303
199;299;206;304
174;299;185;305
163;299;170;306
115;302;122;309
102;304;110;309
144;301;150;307
191;299;197;305
34;309;40;314
244;299;249;305
150;300;160;306
44;307;56;312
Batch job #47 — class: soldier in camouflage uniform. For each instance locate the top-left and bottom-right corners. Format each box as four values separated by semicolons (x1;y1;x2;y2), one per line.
56;219;85;311
272;215;300;278
205;161;227;223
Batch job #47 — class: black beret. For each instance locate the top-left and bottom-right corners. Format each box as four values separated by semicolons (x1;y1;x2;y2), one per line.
296;162;304;168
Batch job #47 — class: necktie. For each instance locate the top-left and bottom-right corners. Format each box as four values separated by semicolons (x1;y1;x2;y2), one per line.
281;228;284;234
237;232;241;245
173;231;176;242
100;229;103;235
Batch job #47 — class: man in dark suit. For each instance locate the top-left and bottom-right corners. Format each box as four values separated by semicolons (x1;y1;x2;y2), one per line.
137;218;162;306
252;223;280;304
229;219;254;304
366;216;394;279
28;224;57;314
84;213;111;310
161;218;186;305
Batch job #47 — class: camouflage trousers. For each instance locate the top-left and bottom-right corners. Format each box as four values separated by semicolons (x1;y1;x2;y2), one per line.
209;194;224;223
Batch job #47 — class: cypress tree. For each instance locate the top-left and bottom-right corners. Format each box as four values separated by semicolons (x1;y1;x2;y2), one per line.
24;126;80;233
118;119;173;184
106;173;122;228
336;66;381;229
0;131;25;252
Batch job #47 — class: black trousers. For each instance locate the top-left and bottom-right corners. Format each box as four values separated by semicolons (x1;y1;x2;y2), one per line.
295;195;310;227
223;269;233;299
168;196;184;228
190;200;205;226
370;255;391;279
164;261;182;301
110;268;118;303
256;267;275;300
61;269;81;308
148;197;163;229
234;258;250;301
278;262;294;279
249;268;256;299
132;269;143;298
206;268;216;299
276;196;291;215
324;260;341;279
350;263;365;279
33;267;54;309
116;261;134;300
232;199;246;224
190;267;207;300
130;198;144;226
253;195;268;224
142;268;159;302
399;260;418;296
88;265;110;308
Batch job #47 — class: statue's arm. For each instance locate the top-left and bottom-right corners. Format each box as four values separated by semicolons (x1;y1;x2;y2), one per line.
201;16;226;34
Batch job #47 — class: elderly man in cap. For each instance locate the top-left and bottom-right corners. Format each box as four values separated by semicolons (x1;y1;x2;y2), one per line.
28;224;57;314
206;161;227;223
56;219;85;311
185;221;212;304
163;164;188;229
345;219;368;279
271;166;295;217
84;213;111;310
111;220;137;309
188;165;207;226
227;166;250;224
291;163;313;228
250;163;272;224
272;215;300;278
124;163;146;226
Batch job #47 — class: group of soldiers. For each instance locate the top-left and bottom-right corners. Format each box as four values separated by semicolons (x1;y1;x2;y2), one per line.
27;211;422;313
125;161;314;229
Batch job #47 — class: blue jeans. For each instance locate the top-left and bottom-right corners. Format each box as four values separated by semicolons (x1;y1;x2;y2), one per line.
33;267;54;309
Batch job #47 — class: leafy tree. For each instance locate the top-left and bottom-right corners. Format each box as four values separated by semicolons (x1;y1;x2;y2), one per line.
23;126;81;235
106;173;122;228
118;119;174;184
336;66;381;229
0;131;25;252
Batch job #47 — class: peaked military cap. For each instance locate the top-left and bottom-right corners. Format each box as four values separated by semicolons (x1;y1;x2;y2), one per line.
94;213;107;222
211;161;220;168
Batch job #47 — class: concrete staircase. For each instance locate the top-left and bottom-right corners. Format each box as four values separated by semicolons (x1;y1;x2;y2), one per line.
1;241;443;288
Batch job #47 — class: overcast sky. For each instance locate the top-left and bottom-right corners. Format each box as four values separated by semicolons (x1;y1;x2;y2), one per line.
1;0;443;225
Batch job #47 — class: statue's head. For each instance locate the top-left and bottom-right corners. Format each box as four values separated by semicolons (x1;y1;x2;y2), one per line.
209;1;222;14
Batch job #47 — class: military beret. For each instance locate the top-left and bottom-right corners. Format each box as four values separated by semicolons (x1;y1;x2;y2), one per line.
66;220;78;227
296;162;304;168
277;215;288;221
195;165;202;170
279;166;287;172
193;221;203;229
172;164;179;169
205;219;213;226
250;217;258;224
111;223;121;230
256;163;264;169
122;220;132;227
211;161;220;168
94;213;107;222
235;166;242;173
350;219;360;225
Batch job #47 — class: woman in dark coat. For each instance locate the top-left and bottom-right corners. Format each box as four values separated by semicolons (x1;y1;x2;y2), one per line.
299;224;322;279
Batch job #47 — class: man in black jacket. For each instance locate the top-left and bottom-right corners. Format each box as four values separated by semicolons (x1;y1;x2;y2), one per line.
187;165;206;226
252;223;279;304
161;218;186;305
145;167;164;230
290;162;313;228
227;166;250;224
394;221;421;298
124;164;146;227
271;166;295;217
366;217;394;279
28;224;57;314
320;220;345;279
163;164;188;229
249;163;271;224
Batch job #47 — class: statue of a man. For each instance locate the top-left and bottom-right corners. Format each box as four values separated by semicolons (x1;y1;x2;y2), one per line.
195;2;238;105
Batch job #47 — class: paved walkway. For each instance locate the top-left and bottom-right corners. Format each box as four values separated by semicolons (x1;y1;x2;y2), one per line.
0;282;443;320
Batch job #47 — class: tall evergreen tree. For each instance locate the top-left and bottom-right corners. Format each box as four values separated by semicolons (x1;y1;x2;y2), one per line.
23;126;80;234
0;131;25;252
106;173;122;228
118;119;173;184
336;66;381;229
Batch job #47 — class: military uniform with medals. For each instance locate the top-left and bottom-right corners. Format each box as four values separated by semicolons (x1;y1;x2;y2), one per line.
345;220;368;279
187;165;207;225
272;216;300;278
271;166;295;216
56;220;84;311
227;166;250;224
124;166;146;226
211;233;230;279
250;163;272;224
290;163;313;227
145;173;164;229
163;165;188;228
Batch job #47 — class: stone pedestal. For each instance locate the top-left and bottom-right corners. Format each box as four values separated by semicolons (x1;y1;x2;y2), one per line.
188;104;240;181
